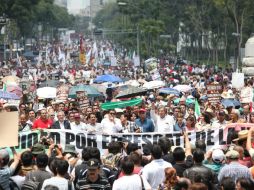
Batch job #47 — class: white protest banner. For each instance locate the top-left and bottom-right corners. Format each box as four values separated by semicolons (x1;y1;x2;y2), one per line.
0;111;19;148
15;123;253;153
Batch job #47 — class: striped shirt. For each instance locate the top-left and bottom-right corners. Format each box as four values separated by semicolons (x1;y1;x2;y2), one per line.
76;175;111;190
218;162;254;183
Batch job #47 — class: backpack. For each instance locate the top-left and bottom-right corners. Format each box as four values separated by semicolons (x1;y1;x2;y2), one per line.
21;172;41;190
9;178;20;190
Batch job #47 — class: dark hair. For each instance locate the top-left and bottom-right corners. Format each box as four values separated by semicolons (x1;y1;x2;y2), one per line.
220;177;235;190
82;147;91;161
129;152;141;165
173;147;185;162
126;143;139;155
55;159;69;176
193;149;204;163
158;137;172;155
108;141;122;155
89;147;101;161
151;145;162;159
36;153;49;168
21;151;33;167
195;140;206;152
202;112;211;124
121;156;134;175
44;185;59;190
87;113;96;119
175;178;190;190
236;178;253;190
49;158;59;176
189;183;208;190
186;116;196;128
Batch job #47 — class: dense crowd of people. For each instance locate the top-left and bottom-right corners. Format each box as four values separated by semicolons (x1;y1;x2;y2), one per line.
0;40;254;190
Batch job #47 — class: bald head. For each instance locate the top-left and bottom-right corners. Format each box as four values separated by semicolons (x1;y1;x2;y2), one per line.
0;149;10;167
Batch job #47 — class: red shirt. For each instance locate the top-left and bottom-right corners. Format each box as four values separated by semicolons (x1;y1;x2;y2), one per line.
118;166;142;178
32;118;53;129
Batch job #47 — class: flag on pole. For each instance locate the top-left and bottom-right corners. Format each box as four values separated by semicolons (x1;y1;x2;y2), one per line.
195;98;201;117
79;36;86;64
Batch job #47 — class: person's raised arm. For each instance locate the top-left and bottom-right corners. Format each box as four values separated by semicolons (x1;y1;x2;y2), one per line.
10;147;20;171
247;127;254;151
183;131;192;156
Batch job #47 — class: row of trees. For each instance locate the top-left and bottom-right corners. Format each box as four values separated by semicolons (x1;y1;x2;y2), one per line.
0;0;74;45
93;0;254;66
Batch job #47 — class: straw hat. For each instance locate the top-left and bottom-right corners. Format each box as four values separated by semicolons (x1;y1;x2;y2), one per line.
232;130;248;142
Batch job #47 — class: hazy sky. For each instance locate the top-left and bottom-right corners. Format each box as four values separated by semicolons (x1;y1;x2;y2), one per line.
67;0;89;15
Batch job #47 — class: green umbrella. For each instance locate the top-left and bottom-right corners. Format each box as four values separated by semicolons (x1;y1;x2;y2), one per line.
69;84;103;98
101;98;142;110
173;98;195;105
115;86;147;99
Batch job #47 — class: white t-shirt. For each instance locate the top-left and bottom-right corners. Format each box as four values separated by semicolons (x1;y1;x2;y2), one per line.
141;159;172;190
70;122;87;131
101;117;123;134
150;110;174;132
113;174;151;190
41;177;74;190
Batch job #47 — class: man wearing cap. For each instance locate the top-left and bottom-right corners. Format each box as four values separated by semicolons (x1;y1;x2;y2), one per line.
70;113;87;131
76;158;111;190
32;109;53;129
135;108;154;132
218;150;253;183
101;110;123;134
0;148;20;190
150;104;174;133
203;149;225;174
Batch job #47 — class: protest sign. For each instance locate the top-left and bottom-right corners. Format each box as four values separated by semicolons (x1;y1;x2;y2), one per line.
0;111;19;148
16;123;252;153
232;73;244;89
206;84;223;103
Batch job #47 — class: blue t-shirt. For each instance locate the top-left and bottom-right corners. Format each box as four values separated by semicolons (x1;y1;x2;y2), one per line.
135;118;154;132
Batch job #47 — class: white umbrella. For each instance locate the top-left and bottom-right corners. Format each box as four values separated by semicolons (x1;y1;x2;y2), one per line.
173;85;192;92
37;87;56;99
143;80;165;89
126;80;140;87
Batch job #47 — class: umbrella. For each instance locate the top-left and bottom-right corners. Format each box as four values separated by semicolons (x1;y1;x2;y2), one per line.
93;74;123;83
221;99;241;108
173;98;195;105
115;86;147;99
37;87;56;99
143;80;165;89
173;85;192;92
0;91;20;100
6;85;23;97
158;88;180;96
69;85;103;98
101;98;142;110
2;76;21;85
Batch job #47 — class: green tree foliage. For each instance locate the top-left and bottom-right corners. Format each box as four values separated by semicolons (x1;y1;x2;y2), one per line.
94;0;254;63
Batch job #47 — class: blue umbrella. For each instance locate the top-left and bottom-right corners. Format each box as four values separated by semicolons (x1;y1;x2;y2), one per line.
69;85;104;98
94;75;123;83
0;90;20;100
221;99;241;108
159;88;180;96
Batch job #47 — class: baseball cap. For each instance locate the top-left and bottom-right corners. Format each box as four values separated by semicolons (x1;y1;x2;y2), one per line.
87;158;100;169
74;113;81;118
226;150;239;159
212;149;225;163
139;108;146;113
31;143;45;155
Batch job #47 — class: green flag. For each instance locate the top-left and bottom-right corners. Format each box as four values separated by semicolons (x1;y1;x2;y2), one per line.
101;98;142;110
195;98;201;117
3;83;6;92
